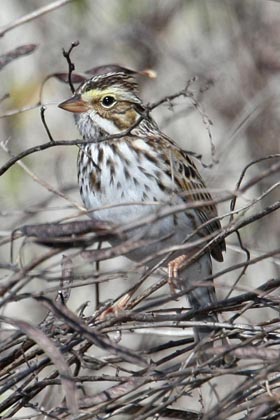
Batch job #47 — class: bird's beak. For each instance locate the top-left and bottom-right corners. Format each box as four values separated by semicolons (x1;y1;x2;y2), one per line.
58;94;90;113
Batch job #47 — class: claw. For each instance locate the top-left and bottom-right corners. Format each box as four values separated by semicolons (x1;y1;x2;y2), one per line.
168;254;190;294
98;292;132;320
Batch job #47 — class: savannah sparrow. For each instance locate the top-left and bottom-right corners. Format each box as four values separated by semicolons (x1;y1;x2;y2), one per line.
58;65;225;344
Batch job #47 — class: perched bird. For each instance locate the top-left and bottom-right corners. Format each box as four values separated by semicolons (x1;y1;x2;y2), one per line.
58;65;225;346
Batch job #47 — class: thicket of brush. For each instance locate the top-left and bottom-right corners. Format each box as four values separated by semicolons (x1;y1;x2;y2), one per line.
0;1;279;419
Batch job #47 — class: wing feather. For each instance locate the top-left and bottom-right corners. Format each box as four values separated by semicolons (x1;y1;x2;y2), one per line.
158;136;226;261
145;128;225;261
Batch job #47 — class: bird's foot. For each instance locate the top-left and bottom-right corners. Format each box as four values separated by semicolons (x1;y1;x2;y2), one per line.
167;254;191;295
98;293;132;320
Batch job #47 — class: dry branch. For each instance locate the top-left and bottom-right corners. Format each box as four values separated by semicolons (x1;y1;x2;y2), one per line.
1;19;280;419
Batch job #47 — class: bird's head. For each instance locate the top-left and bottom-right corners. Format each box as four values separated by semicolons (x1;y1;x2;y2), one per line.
58;65;154;137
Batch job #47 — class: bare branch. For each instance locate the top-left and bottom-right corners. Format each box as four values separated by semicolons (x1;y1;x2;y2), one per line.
0;0;74;38
0;44;37;70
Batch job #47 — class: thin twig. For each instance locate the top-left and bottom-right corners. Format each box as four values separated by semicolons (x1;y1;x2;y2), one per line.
62;41;80;93
0;0;73;37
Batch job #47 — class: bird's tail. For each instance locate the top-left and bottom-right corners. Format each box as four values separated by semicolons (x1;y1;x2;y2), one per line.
180;252;217;351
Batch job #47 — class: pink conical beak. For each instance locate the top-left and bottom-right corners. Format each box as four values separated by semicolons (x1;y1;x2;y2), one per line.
58;94;90;113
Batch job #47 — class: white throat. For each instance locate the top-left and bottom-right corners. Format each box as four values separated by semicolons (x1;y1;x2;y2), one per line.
76;110;122;140
89;110;121;135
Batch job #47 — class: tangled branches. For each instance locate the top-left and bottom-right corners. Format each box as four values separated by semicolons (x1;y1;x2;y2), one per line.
1;11;280;418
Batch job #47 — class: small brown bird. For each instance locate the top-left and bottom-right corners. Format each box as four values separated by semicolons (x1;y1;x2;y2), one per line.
59;65;225;345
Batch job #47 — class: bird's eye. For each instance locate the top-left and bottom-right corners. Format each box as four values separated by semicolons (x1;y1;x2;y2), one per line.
101;96;116;108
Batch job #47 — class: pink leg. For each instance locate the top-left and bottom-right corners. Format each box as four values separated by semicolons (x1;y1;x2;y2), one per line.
167;254;190;293
98;292;133;320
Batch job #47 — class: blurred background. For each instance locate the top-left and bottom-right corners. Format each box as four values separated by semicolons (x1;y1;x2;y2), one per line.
0;1;279;418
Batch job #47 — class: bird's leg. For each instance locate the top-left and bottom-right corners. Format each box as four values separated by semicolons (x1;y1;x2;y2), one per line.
168;252;195;294
98;292;134;320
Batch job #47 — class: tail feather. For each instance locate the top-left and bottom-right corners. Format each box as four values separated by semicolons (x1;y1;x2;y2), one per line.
180;253;217;347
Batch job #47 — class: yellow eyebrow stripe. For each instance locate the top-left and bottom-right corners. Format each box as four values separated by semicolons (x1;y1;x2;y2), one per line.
81;88;119;102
